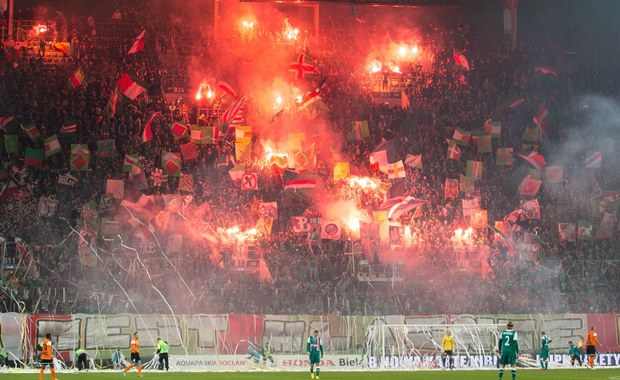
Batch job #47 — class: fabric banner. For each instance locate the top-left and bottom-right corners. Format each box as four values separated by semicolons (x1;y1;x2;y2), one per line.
6;312;619;371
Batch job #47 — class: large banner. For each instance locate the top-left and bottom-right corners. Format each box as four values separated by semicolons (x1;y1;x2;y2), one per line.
0;313;619;370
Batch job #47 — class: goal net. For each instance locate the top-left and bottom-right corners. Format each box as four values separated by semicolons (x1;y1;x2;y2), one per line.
364;324;503;370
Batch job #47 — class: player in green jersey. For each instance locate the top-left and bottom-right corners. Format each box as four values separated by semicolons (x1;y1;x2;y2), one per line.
497;321;519;380
539;331;552;370
307;329;324;379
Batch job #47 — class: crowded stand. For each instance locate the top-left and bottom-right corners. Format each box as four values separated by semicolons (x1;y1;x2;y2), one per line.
0;0;619;319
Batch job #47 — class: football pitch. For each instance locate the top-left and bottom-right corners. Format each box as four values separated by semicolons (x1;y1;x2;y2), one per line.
7;369;619;380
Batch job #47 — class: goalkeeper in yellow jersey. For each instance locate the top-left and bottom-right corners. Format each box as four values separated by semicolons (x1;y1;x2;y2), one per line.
442;330;455;369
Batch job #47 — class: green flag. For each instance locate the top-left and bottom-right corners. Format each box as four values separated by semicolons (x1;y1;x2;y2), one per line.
466;160;483;180
25;147;44;167
477;134;492;154
23;123;41;141
347;120;370;141
70;144;90;171
44;135;62;157
123;153;140;173
97;139;115;158
496;147;513;166
161;151;182;176
4;134;18;154
521;126;540;142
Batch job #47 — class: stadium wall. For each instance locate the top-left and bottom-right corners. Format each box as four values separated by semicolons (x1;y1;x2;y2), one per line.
1;313;619;370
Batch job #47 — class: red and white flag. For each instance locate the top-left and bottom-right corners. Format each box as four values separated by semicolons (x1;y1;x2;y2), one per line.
453;52;470;71
217;81;238;99
519;151;546;170
503;209;523;224
298;91;322;111
128;29;145;54
219;95;247;125
533;104;549;130
289;53;315;79
117;73;145;100
534;66;558;77
142;111;160;143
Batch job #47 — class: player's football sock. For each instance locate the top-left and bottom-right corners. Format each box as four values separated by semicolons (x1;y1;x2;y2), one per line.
137;365;142;376
498;368;504;380
51;367;56;380
39;368;44;380
511;369;516;380
124;364;133;373
316;367;320;377
544;361;548;370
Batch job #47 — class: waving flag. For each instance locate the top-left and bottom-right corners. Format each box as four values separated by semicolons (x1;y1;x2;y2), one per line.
558;223;576;242
104;87;119;120
4;135;18;154
70;144;90;171
0;116;18;133
142;111;160;143
44;135;61;157
228;163;245;183
496;147;513;166
289;53;315;79
298;91;321;111
519;177;542;197
533;104;549;131
285;172;317;190
161;151;182;176
217;81;238;99
453;127;471;145
69;67;85;88
544;165;563;184
170;122;188;139
22;123;41;141
519;151;546;170
123;153;141;174
483;119;501;138
381;196;429;220
53;42;74;56
387;160;406;179
404;153;423;169
128;29;146;54
219;95;247;126
453;52;470;71
534;66;558;77
503;209;523;224
446;139;461;160
585;151;602;169
25;147;44;168
347;120;370;141
116;73;145;100
369;140;396;172
466;160;483;180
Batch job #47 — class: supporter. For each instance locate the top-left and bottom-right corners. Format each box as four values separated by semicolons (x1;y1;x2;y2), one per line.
0;2;617;318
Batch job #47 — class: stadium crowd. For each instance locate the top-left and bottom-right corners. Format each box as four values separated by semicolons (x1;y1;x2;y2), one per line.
0;1;619;317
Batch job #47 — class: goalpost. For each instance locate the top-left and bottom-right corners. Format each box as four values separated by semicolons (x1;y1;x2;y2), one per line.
364;323;503;369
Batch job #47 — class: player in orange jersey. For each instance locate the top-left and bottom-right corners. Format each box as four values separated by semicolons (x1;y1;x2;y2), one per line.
122;331;143;377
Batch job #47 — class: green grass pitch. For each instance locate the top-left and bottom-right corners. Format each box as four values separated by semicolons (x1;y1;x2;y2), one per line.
10;369;620;380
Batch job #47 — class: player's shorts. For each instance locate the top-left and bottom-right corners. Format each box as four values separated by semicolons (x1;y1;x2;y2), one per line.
444;350;453;356
499;352;517;366
586;345;596;355
130;352;141;364
40;359;53;368
540;347;549;359
309;352;321;365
